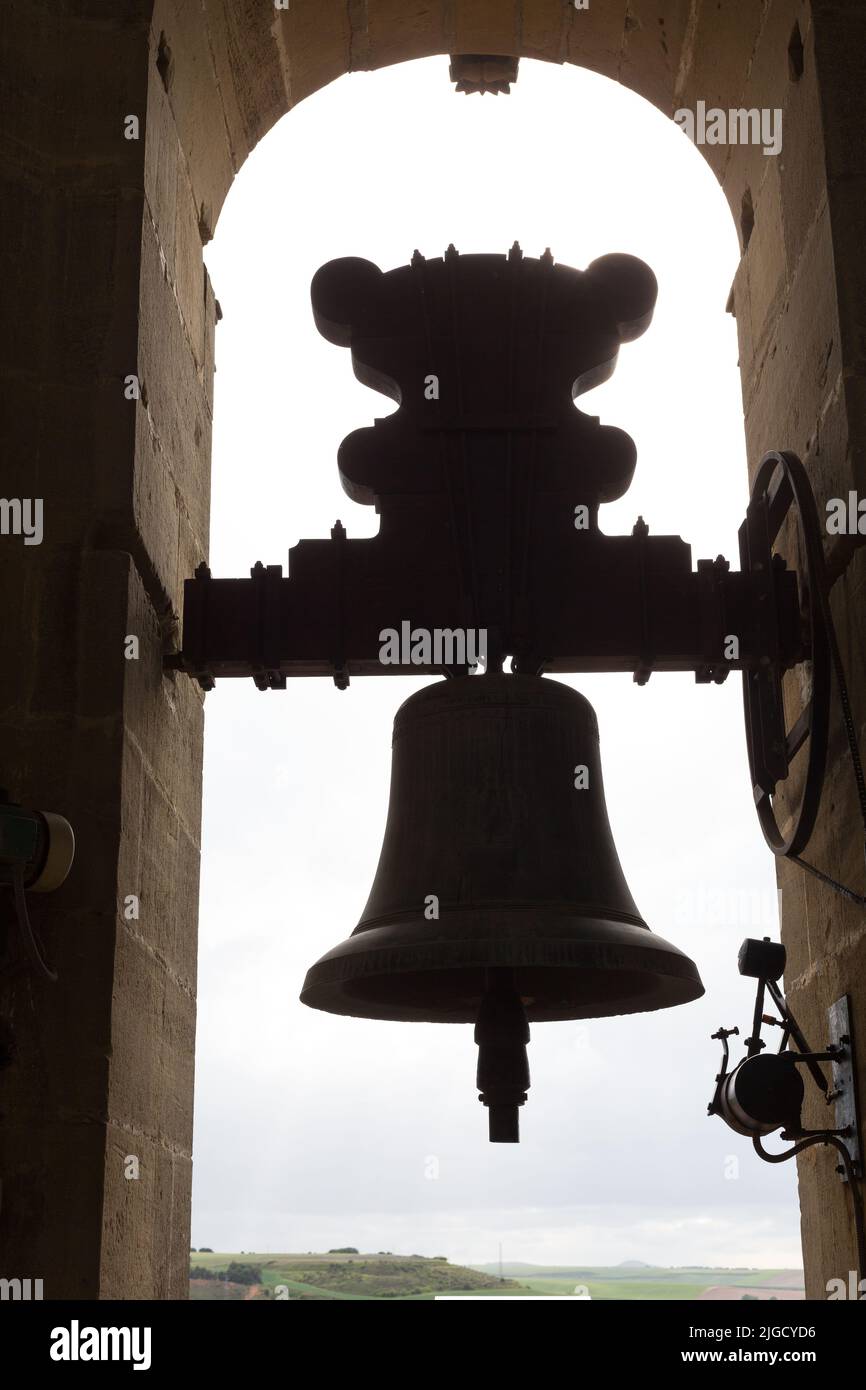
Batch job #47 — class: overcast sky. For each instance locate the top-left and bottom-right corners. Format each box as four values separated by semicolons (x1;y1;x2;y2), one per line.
193;55;800;1269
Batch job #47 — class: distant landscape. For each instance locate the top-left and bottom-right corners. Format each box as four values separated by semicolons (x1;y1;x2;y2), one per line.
188;1251;805;1300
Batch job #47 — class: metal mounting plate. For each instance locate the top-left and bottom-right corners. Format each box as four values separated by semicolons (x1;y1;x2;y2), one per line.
828;995;861;1181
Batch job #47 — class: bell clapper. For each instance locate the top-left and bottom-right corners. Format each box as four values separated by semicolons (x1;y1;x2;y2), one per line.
474;968;531;1144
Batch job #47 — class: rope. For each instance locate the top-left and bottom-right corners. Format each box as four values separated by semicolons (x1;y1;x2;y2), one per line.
789;502;866;904
3;864;58;982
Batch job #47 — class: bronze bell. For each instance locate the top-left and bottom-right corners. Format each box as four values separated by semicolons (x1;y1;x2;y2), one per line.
301;674;704;1140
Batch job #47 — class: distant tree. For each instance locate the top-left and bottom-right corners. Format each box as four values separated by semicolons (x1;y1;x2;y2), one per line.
328;1247;359;1254
199;1247;213;1253
190;1266;219;1281
226;1262;262;1285
189;1248;197;1253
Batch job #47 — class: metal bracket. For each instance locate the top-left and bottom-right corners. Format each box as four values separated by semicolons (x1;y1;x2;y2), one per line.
828;995;862;1181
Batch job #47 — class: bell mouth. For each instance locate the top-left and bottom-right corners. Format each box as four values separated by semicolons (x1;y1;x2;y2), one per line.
300;909;704;1024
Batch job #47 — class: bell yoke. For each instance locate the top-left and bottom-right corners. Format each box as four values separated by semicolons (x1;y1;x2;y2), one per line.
168;245;817;1140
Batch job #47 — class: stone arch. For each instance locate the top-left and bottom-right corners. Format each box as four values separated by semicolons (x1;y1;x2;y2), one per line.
151;1;764;259
2;0;863;1301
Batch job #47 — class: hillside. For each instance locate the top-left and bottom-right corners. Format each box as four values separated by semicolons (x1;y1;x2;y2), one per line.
189;1251;525;1300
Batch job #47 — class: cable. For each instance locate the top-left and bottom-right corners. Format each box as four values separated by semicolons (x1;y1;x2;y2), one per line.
754;1134;866;1291
5;865;57;983
789;500;866;904
790;854;866;907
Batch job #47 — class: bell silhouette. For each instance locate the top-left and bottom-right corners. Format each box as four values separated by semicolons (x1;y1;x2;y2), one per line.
301;674;704;1140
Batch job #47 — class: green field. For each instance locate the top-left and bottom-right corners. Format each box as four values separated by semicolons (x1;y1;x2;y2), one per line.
188;1252;804;1300
472;1263;804;1300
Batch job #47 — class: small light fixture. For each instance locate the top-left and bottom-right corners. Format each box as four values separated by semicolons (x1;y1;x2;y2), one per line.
709;936;864;1277
0;790;75;981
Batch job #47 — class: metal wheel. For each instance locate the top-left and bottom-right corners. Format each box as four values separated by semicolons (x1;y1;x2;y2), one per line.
740;451;831;857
